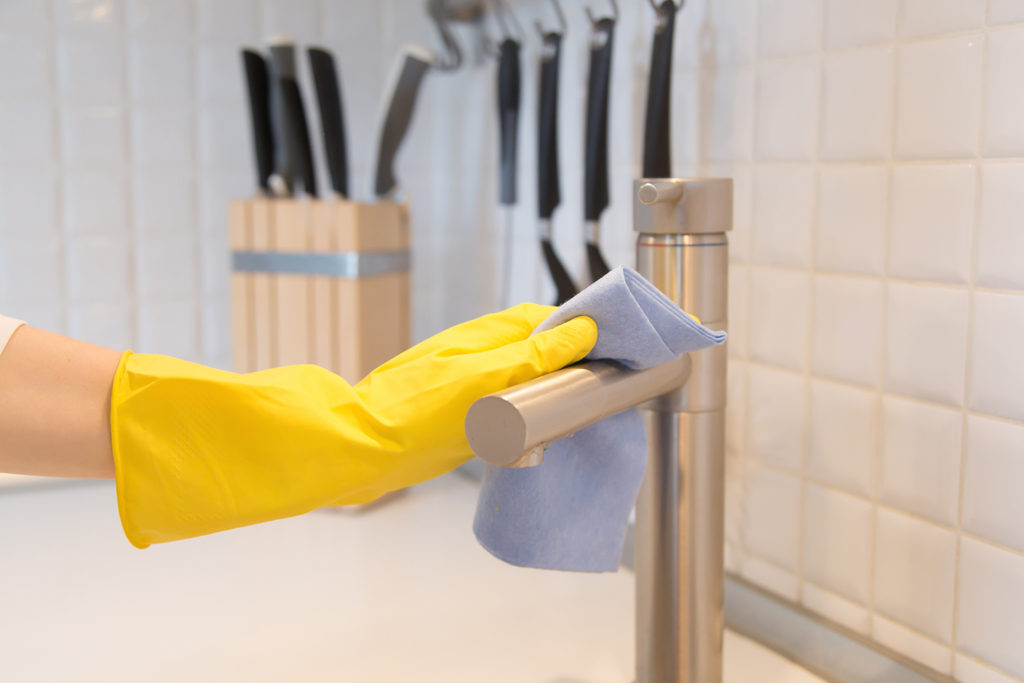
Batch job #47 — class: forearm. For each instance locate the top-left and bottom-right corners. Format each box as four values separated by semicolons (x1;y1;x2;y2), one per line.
0;325;122;478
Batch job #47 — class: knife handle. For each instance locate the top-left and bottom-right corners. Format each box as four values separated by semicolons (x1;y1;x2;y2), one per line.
280;76;318;198
642;0;677;179
537;32;562;221
586;241;611;282
269;42;299;195
497;39;521;206
375;48;433;198
242;50;274;192
541;237;577;306
584;18;614;223
308;48;349;198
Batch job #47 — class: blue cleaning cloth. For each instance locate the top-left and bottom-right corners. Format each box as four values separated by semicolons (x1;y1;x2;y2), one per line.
473;266;727;572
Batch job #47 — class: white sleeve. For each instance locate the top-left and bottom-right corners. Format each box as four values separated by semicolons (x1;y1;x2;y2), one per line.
0;314;26;356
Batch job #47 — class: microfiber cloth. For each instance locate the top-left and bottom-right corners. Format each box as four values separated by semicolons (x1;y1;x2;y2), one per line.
473;266;727;572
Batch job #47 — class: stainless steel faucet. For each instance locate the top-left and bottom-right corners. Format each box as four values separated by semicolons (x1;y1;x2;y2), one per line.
465;177;731;683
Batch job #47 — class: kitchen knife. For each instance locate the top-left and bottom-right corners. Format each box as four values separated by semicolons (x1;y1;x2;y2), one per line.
642;0;678;179
537;28;577;306
241;49;274;193
278;75;318;197
308;47;349;198
495;35;521;308
268;40;297;196
583;13;615;282
374;46;434;199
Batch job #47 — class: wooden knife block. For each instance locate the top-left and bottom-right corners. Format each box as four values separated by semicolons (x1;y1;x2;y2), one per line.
229;198;410;384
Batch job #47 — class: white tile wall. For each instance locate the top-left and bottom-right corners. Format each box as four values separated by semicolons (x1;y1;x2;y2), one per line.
884;282;969;406
697;1;1024;679
957;538;1024;680
814;166;888;275
962;416;1024;553
888;164;975;284
802;483;873;603
880;396;962;525
873;507;958;643
895;35;983;159
806;380;877;496
3;1;1024;680
819;48;893;161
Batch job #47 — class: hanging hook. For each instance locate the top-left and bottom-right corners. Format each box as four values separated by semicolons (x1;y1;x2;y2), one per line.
492;0;524;43
427;0;463;71
535;0;567;39
585;0;618;28
648;0;684;13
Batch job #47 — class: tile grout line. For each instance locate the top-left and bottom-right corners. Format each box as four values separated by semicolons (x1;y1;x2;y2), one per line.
868;30;901;647
49;0;69;336
871;2;903;646
735;0;759;581
949;3;993;674
745;355;1024;428
121;2;139;351
190;0;204;365
746;446;1024;563
796;0;830;613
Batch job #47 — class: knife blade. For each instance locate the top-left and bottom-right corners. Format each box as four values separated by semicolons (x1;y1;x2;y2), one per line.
584;15;615;282
642;0;678;179
537;29;577;306
308;47;349;198
241;49;274;194
374;46;434;199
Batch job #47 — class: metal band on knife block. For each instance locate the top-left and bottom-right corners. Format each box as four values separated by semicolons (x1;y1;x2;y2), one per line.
232;250;411;278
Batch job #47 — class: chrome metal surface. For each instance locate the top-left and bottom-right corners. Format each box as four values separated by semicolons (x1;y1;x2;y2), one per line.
633;178;733;235
635;177;730;683
636;234;728;413
465;356;691;468
636;410;726;683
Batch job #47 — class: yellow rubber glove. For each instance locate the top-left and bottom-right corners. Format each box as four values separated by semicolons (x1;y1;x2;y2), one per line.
110;303;597;548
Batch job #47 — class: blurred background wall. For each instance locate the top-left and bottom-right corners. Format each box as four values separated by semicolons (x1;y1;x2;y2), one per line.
1;1;1023;680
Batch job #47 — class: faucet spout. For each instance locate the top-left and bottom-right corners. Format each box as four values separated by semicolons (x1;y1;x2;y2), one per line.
465;356;691;468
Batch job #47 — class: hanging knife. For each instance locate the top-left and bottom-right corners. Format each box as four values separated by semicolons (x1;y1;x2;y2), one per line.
269;40;317;197
308;47;349;198
583;7;616;282
241;49;274;194
374;47;434;199
642;0;679;179
537;20;577;306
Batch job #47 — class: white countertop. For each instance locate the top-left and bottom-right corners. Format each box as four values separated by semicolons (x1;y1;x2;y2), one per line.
0;473;822;683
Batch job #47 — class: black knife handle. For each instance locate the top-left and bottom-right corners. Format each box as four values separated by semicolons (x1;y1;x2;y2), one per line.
541;238;578;305
497;39;521;206
375;50;432;198
241;50;274;192
280;76;318;197
642;0;678;179
308;48;349;198
537;32;562;220
586;241;611;282
584;18;614;223
269;43;298;194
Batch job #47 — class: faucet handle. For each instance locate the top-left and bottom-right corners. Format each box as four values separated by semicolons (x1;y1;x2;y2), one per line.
465;356;691;468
